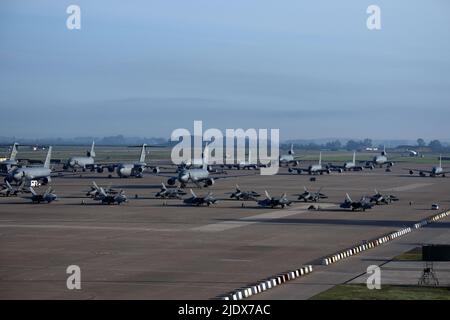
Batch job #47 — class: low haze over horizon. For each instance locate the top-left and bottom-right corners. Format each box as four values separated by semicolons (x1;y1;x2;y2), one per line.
1;1;449;140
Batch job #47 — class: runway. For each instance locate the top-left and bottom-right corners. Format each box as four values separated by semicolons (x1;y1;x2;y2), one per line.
0;161;449;299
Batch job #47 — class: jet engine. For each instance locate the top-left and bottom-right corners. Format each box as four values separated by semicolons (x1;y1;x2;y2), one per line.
136;166;144;173
204;178;215;186
167;178;177;186
152;167;160;174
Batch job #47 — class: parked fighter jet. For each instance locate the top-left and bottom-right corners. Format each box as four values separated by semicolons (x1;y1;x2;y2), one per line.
85;181;117;198
2;147;54;184
0;180;27;197
340;194;373;211
363;146;394;169
228;185;260;201
183;189;217;206
26;187;58;204
97;144;160;178
404;155;449;177
64;141;97;172
279;144;300;166
289;152;331;175
155;183;186;199
257;190;292;208
94;187;128;205
295;187;328;202
328;152;364;172
369;189;399;205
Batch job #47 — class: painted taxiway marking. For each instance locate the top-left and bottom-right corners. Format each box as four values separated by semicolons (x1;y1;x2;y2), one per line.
0;224;178;232
386;183;432;192
191;204;334;232
220;259;253;262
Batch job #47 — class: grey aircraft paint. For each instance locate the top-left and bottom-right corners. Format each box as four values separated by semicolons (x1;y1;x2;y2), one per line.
405;155;449;177
4;147;53;184
65;141;96;170
0;143;19;171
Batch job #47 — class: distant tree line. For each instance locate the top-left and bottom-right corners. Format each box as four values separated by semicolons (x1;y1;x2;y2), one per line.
0;135;167;146
281;138;449;153
282;139;374;151
416;138;449;152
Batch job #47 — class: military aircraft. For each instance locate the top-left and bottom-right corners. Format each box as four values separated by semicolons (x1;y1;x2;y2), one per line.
369;189;399;205
0;143;19;172
97;144;160;178
85;181;118;198
218;150;258;170
406;149;420;157
178;153;222;173
328;152;364;172
93;186;128;205
164;147;253;188
64;141;97;171
295;186;328;202
228;184;260;201
404;155;449;177
363;146;394;169
289;152;331;175
26;187;58;204
279;144;300;166
155;183;186;199
183;189;217;206
257;190;292;208
234;150;259;170
0;180;27;197
340;193;373;211
2;147;54;184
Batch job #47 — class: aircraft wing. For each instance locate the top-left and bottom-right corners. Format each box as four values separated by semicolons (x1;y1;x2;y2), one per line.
327;164;344;169
95;162;119;168
403;168;433;174
144;164;173;169
288;167;309;173
50;171;91;177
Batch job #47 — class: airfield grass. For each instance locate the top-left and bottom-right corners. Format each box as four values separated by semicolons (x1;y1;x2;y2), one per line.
2;146;449;165
310;284;450;300
6;147;171;163
295;152;448;164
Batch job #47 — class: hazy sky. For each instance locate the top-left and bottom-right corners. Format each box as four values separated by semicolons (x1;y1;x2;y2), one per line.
1;1;449;140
